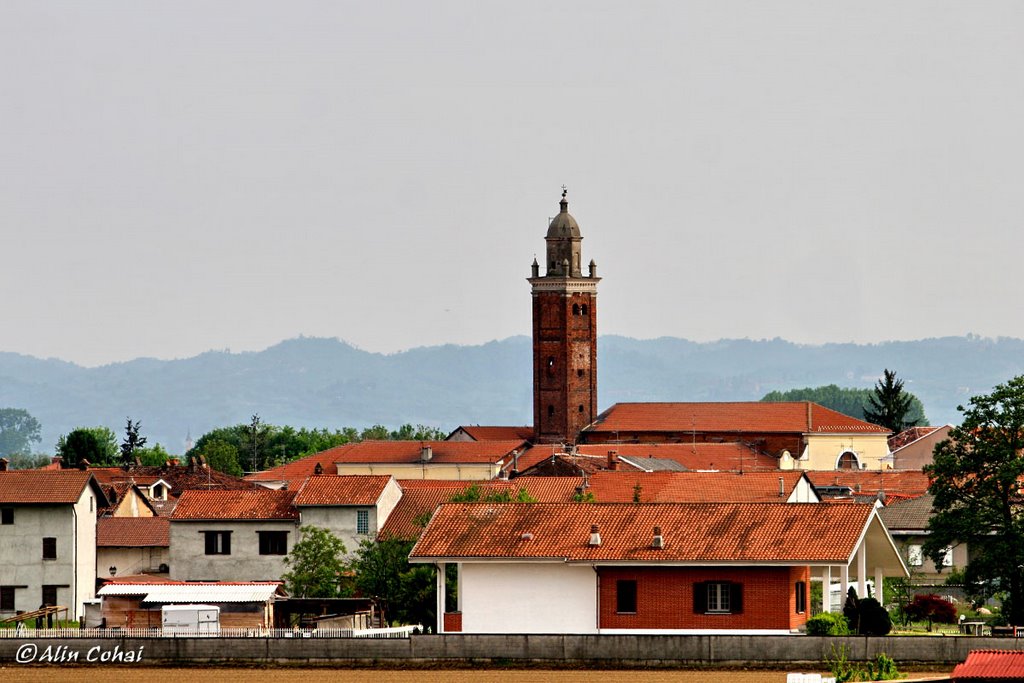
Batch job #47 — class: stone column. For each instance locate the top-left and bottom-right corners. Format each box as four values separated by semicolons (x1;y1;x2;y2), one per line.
822;566;832;613
840;563;849;604
874;566;884;601
857;544;867;598
436;562;446;634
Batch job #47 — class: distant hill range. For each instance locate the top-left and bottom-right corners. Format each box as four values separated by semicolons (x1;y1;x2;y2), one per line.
2;335;1023;453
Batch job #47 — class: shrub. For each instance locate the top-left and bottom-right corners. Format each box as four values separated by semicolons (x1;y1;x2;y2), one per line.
806;611;851;636
857;597;892;636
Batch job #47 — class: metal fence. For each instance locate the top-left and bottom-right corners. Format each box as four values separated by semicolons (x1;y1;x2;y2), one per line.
0;625;421;639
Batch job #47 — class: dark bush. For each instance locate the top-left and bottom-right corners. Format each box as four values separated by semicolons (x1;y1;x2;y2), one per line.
857;597;892;636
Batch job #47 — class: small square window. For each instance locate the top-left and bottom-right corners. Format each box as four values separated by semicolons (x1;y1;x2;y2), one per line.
1;508;12;525
258;531;287;555
42;585;57;607
357;510;370;535
707;582;731;613
907;545;923;566
0;586;14;611
616;580;637;613
42;537;57;560
204;531;231;555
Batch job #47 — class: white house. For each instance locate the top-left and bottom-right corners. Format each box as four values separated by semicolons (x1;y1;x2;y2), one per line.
0;469;108;619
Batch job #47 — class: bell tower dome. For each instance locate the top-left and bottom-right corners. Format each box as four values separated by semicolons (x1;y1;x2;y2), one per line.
528;189;600;444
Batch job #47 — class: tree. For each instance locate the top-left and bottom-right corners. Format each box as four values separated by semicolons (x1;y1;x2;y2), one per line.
905;594;957;630
925;375;1024;625
55;427;119;467
351;537;441;627
762;383;928;428
281;526;350;598
120;418;148;465
863;369;919;433
134;443;172;467
448;483;536;503
0;408;42;457
200;439;243;476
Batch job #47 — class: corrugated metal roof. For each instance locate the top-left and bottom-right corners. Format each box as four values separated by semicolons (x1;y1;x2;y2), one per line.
953;649;1024;680
98;582;282;602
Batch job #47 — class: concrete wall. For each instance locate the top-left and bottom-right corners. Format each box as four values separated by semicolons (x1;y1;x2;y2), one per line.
297;478;404;559
1;634;1021;666
97;547;169;579
169;520;299;581
461;563;597;633
0;488;97;620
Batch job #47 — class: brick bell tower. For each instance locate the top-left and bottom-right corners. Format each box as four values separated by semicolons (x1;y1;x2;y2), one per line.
529;189;600;444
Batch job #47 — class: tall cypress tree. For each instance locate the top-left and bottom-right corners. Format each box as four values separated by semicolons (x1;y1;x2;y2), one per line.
863;369;917;433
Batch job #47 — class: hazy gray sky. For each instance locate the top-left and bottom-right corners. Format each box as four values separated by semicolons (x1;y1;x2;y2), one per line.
4;1;1023;366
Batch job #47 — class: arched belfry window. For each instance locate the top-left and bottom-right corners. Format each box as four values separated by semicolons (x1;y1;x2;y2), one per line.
572;304;580;316
581;304;588;316
836;451;860;470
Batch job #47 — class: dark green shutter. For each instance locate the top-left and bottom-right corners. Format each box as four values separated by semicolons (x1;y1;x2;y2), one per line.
693;582;707;613
731;582;743;614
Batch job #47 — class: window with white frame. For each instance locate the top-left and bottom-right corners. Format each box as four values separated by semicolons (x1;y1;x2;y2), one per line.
357;509;370;535
707;582;731;613
907;544;923;566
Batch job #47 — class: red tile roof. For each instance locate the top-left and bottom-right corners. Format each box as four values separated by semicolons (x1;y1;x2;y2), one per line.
411;502;875;563
293;475;394;506
448;426;534;441
583;443;778;472
89;464;256;497
583;471;811;503
380;477;583;541
952;650;1024;681
171;490;299;521
334;440;527;464
806;470;931;498
0;470;103;504
888;425;943;451
245;451;332;488
585;402;889;435
97;517;170;547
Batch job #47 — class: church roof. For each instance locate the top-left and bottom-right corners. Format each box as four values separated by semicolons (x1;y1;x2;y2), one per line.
546;193;580;239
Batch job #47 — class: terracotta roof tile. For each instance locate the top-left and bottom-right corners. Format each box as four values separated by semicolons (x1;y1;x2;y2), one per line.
0;470;100;504
171;490;299;521
244;450;341;488
293;475;393;506
585;402;888;435
380;477;582;541
877;494;932;531
411;502;875;563
97;517;170;547
449;426;534;441
888;425;943;451
806;470;931;498
952;650;1024;680
583;471;810;503
334;440;527;464
90;465;256;497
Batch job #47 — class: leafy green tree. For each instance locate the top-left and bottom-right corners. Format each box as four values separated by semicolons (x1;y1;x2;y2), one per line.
448;483;536;503
120;418;148;465
863;369;919;433
762;380;928;428
5;453;52;470
925;375;1024;625
0;408;42;457
134;443;172;467
200;439;243;476
282;526;350;598
56;427;119;467
351;537;442;627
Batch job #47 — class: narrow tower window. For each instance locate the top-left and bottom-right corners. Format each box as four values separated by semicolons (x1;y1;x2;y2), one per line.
572;303;580;316
548;405;555;417
581;305;588;315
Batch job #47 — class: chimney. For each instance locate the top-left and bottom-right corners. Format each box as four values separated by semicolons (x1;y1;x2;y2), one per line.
512;449;520;473
78;459;90;471
51;455;63;468
652;526;664;549
877;490;887;504
133;456;141;467
313;462;324;475
778;477;785;497
607;450;619;471
0;458;8;472
187;456;196;473
198;455;208;470
170;458;180;467
588;524;602;547
420;445;433;462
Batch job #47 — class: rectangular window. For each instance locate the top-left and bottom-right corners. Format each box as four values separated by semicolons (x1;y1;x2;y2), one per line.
0;587;14;611
907;544;923;566
42;537;57;560
796;581;807;614
42;586;57;607
357;509;370;535
1;508;12;525
707;582;731;613
258;531;288;555
616;580;638;613
940;546;954;567
203;531;231;555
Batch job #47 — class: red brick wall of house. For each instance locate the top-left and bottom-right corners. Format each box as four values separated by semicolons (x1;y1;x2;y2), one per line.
597;566;810;631
443;611;462;632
